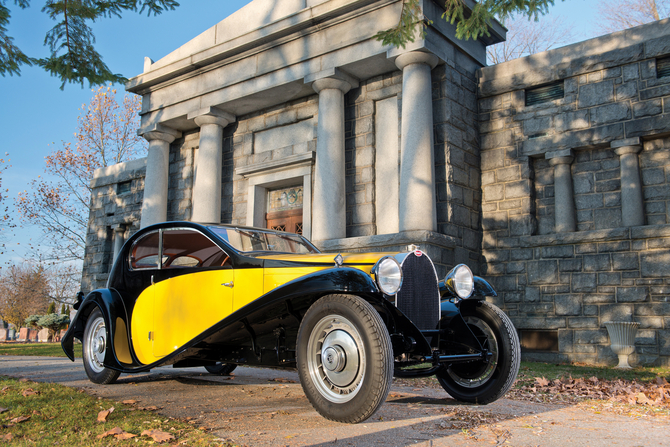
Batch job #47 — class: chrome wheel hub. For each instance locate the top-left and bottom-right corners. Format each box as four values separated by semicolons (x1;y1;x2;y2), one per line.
306;315;365;403
85;317;107;373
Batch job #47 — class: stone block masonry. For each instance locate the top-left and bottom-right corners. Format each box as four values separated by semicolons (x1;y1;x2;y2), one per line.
479;19;670;366
82;158;148;292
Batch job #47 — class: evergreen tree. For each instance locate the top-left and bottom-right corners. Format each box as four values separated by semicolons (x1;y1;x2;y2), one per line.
375;0;563;48
0;1;179;88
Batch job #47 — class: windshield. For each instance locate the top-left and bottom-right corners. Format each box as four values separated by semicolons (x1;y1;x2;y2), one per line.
208;226;319;254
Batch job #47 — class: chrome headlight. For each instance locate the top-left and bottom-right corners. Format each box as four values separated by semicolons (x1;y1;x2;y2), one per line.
373;256;403;295
445;264;474;299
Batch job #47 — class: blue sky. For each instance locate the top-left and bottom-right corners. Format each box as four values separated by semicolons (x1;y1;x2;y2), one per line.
0;0;602;265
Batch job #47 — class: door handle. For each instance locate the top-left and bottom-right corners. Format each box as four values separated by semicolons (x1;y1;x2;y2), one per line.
221;281;234;288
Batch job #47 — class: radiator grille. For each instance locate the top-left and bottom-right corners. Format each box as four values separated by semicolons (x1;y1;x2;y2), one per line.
395;252;440;330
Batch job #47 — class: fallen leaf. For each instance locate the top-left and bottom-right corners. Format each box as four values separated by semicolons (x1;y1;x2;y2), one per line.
1;386;10;393
636;393;650;405
115;432;138;440
2;434;12;441
97;406;115;422
97;427;125;439
21;388;39;397
10;416;30;424
0;407;8;413
535;377;550;387
122;399;137;405
137;406;159;411
141;429;175;443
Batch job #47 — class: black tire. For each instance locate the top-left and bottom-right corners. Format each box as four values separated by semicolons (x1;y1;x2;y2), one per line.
436;301;520;404
297;294;393;423
82;307;121;385
204;363;237;375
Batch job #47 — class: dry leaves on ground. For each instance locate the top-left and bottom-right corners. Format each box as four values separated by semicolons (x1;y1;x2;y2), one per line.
436;408;514;430
268;378;296;383
509;375;670;407
9;415;30;424
97;406;115;422
97;427;136;439
141;428;175;443
21;388;39;397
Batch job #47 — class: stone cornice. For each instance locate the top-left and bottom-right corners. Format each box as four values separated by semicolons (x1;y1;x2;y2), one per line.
235;151;316;177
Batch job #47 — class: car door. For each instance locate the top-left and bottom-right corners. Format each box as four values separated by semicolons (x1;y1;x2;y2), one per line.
151;228;234;358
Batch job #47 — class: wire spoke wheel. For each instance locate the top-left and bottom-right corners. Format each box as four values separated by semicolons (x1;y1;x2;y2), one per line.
447;315;499;388
436;301;519;404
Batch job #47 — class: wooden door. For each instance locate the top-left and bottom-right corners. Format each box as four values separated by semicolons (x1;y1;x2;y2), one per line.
266;208;303;234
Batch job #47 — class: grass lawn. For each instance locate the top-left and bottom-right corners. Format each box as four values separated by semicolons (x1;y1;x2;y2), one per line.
0;343;78;358
0;376;236;446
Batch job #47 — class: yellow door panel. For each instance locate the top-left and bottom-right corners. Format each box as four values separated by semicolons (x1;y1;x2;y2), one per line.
114;317;133;365
233;269;264;312
153;270;234;357
263;267;329;293
130;286;156;365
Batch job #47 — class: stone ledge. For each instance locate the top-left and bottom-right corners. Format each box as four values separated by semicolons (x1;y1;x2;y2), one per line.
90;158;147;188
235;151;315;177
478;18;670;97
495;224;670;249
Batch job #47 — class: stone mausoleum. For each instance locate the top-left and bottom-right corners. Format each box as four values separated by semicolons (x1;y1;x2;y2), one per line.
82;0;670;366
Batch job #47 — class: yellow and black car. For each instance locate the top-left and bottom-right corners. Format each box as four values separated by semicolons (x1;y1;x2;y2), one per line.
62;221;520;423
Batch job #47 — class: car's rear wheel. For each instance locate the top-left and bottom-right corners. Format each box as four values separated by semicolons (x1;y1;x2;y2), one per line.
436;301;519;404
82;308;120;385
204;363;237;375
297;294;393;423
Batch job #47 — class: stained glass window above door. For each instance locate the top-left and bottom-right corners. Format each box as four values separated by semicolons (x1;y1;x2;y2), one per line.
268;186;303;212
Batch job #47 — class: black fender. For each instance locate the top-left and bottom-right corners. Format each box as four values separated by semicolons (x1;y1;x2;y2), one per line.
439;275;497;300
437;298;489;354
60;289;134;369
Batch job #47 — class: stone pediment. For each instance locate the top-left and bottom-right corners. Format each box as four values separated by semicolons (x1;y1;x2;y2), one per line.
127;0;504;134
143;0;331;75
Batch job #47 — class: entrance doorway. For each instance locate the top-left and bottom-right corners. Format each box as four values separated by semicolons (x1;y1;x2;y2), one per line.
266;186;303;235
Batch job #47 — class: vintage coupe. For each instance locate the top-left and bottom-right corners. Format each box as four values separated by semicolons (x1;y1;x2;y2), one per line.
62;221;520;423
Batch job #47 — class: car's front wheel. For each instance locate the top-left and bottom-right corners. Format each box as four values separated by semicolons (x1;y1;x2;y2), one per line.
297;294;393;423
436;301;520;404
82;307;120;385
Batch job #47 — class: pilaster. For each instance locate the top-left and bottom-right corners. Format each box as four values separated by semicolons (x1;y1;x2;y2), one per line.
548;153;576;233
613;138;644;227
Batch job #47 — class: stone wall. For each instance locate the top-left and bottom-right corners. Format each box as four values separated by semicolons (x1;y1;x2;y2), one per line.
478;19;670;366
82;158;146;292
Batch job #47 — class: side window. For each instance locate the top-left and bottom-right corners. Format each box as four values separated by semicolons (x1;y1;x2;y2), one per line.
130;231;160;270
162;229;229;269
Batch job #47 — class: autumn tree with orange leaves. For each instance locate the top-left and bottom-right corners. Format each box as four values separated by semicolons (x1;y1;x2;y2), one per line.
17;85;147;262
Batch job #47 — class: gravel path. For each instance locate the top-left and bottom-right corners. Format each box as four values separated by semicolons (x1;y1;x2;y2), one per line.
1;355;668;446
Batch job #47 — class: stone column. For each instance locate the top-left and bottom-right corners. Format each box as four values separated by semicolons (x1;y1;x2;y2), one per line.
139;125;181;228
613;138;644;227
395;51;439;232
309;72;355;241
188;107;235;223
548;153;576;233
112;224;126;263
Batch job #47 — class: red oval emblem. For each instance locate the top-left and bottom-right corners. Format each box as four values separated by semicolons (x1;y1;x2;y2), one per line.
414;250;423;257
